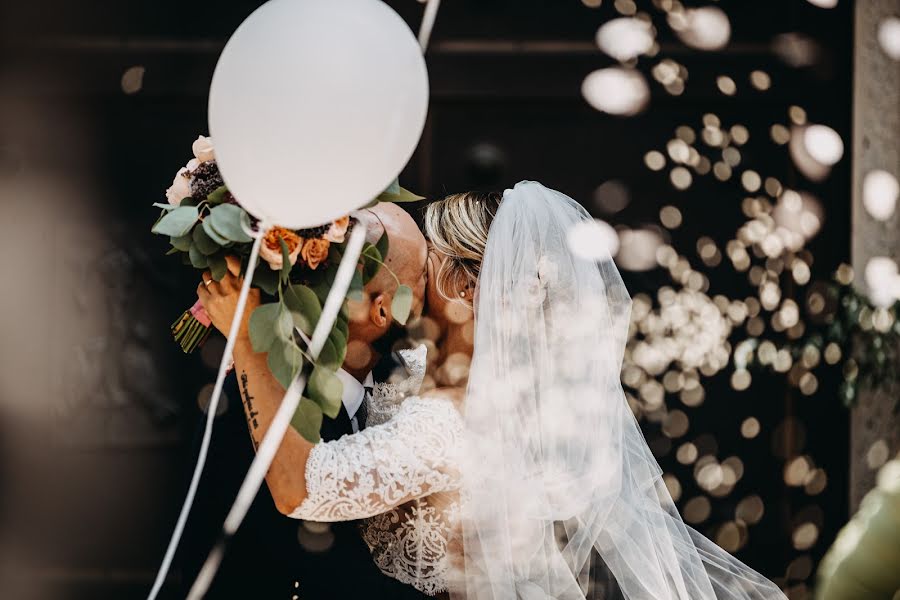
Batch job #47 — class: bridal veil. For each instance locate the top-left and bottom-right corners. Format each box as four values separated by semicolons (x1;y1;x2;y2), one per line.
454;181;786;600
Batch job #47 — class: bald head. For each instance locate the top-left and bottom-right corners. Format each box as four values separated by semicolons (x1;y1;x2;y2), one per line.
342;202;428;378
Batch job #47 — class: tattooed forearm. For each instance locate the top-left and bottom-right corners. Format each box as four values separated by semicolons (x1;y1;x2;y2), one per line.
240;371;260;450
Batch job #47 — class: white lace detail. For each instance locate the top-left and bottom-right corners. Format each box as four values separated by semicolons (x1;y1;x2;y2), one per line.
367;344;428;426
289;396;463;596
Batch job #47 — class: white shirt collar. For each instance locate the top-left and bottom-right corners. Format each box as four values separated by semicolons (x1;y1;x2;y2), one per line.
335;368;373;419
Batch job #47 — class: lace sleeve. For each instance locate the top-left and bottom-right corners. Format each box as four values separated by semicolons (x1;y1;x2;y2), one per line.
288;397;462;522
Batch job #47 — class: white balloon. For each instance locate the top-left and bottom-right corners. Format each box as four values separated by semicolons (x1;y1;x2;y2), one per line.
209;0;429;229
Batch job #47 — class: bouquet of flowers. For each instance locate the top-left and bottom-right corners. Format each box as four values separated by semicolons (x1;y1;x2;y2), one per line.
152;135;422;440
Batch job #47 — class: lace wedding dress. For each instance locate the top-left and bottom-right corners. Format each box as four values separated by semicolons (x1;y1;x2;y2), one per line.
288;346;463;596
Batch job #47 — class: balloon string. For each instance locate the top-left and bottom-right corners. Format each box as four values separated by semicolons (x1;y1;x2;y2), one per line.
147;224;268;600
185;223;368;600
418;0;442;52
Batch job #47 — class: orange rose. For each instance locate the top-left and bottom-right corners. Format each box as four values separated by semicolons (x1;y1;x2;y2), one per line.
259;227;302;271
301;238;330;270
325;216;350;243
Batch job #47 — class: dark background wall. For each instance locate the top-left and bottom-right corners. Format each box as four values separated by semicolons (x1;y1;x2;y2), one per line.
0;1;851;598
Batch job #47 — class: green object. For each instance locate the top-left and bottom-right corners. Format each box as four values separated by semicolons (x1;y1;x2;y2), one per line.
152;206;199;237
291;398;324;443
392;284;413;325
209;204;253;243
308;366;343;419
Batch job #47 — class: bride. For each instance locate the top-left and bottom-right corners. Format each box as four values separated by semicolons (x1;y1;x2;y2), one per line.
278;181;787;599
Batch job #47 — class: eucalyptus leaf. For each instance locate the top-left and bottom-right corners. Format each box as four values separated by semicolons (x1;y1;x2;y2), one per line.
153;202;177;211
208;254;227;281
267;338;304;390
392;284;413;325
165;247;180;256
189;243;209;268
348;267;364;301
152;206;199;237
377;186;426;204
206;185;229;205
383;178;401;196
328;326;348;366
170;234;192;252
375;231;389;263
317;336;341;371
308;367;343;419
290;397;323;443
279;236;292;284
252;264;280;296
361;244;382;284
202;218;231;246
335;312;349;341
193;223;220;256
209;204;253;243
283;285;322;336
249;303;281;353
275;303;295;342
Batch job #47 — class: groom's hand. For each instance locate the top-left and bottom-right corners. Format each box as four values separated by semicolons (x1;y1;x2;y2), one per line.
197;255;261;340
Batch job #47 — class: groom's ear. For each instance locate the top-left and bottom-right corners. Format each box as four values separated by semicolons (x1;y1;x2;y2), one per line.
369;292;390;329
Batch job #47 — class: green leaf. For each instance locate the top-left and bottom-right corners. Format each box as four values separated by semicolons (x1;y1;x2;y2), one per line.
377;185;426;204
165;247;180;256
283;284;322;336
209;204;253;243
206;185;229;205
392;284;413;325
152;206;199;237
202;218;231;246
153;202;177;211
361;243;382;284
189;243;208;268
348;267;364;301
375;230;389;263
208;254;227;281
279;236;292;284
252;264;280;296
328;325;348;367
308;367;343;419
267;338;304;390
193;223;221;256
383;178;401;196
170;234;192;252
249;303;281;353
291;397;323;443
317;336;341;371
335;311;349;341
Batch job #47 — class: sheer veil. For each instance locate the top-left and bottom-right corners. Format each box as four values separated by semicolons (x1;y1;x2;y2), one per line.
454;181;786;599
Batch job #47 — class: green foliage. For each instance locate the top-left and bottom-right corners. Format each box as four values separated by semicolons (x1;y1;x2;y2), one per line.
152;206;199;237
267;337;304;390
291;398;323;443
375;178;425;204
170;234;192;252
249;303;283;353
188;243;208;268
252;264;280;296
208;254;227;281
209;204;253;243
308;366;343;419
202;218;230;246
283;284;321;336
392;284;414;325
206;186;229;205
361;243;383;284
192;224;220;256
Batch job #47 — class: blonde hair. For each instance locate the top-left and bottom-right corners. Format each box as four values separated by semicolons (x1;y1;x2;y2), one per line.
424;191;502;301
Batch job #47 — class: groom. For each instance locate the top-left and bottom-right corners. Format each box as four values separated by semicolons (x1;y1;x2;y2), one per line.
179;202;429;599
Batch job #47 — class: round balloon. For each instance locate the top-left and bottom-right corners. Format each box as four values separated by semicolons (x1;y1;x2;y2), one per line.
208;0;429;229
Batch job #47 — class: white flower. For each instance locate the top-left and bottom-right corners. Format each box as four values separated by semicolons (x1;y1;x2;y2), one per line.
165;167;192;205
191;135;215;163
186;157;201;171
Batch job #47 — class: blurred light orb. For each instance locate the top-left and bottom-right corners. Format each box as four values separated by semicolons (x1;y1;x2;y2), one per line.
805;0;837;7
863;169;899;221
803;124;844;166
773;190;823;243
772;33;822;68
864;256;900;308
582;68;650;115
671;7;731;51
596;18;655;62
593;179;631;214
121;65;145;95
568;219;620;260
789;126;830;181
617;227;664;271
878;17;900;60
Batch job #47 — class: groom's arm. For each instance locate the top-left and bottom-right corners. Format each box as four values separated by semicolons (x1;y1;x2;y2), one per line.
197;258;313;515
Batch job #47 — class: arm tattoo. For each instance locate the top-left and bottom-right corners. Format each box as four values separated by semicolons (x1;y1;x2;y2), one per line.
240;371;260;450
